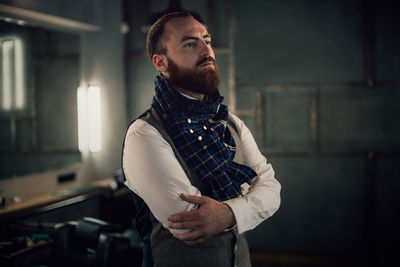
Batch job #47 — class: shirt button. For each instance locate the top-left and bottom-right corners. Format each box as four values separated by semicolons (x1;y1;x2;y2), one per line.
198;136;203;141
189;129;194;133
187;119;191;123
210;128;214;131
234;244;238;251
203;126;207;130
203;145;207;150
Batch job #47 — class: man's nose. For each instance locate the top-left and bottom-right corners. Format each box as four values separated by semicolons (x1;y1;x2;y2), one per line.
199;40;213;57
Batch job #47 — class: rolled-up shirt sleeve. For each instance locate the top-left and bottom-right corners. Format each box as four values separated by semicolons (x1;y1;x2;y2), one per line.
223;113;281;234
123;119;201;234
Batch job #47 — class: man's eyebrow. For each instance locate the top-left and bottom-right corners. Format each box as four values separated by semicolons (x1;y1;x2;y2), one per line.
180;34;212;43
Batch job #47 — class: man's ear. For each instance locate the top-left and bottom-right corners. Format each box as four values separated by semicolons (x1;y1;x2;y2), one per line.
152;54;168;73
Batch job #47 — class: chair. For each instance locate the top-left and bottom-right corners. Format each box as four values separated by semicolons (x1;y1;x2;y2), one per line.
50;217;142;267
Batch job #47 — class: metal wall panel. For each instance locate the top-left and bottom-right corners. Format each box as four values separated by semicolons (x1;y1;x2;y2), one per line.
320;88;400;150
247;155;366;254
234;0;364;86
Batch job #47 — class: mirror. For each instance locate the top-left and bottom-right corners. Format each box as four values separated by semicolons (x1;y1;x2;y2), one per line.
0;18;81;179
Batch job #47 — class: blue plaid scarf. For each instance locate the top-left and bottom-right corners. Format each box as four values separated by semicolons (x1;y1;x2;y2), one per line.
151;75;257;201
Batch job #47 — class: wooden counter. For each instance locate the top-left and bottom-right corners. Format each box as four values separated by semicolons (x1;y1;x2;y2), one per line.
0;178;116;222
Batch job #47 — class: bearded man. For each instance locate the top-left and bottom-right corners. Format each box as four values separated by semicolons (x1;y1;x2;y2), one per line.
122;12;281;267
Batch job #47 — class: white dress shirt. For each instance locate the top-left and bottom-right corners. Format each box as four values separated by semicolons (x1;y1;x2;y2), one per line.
123;112;281;234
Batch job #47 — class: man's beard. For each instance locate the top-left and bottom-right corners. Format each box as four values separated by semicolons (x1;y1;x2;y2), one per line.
166;56;221;95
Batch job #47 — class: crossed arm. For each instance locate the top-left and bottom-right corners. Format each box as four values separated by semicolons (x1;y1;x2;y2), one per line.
123;114;281;245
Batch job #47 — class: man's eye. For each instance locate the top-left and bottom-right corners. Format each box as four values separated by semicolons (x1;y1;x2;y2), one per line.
185;43;194;47
205;40;212;45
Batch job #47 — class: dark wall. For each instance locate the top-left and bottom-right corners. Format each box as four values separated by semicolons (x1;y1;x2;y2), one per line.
233;0;400;264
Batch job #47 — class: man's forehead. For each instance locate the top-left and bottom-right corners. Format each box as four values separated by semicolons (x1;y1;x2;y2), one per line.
164;17;209;38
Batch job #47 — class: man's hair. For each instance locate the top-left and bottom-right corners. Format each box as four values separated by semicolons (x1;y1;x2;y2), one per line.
146;11;196;60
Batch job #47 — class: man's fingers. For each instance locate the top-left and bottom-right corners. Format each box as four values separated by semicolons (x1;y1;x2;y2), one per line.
168;209;199;222
167;194;210;222
168;220;201;230
179;193;208;205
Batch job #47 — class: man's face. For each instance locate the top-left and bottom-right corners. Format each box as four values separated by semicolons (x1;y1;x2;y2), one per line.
159;17;220;94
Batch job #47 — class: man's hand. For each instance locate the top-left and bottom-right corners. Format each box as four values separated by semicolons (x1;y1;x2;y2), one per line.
167;193;236;245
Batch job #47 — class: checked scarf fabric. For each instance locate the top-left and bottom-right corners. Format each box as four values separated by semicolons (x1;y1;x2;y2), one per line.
151;75;257;201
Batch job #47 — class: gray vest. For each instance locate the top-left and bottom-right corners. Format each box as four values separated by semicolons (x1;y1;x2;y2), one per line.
141;108;251;267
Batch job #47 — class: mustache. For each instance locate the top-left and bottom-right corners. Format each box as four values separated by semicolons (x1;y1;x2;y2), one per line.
196;56;216;67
